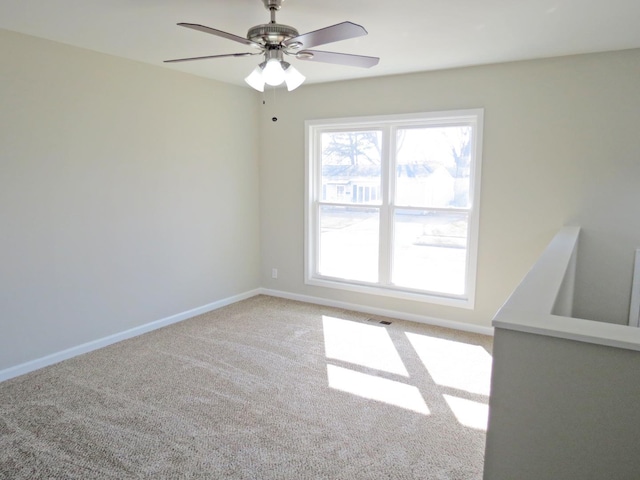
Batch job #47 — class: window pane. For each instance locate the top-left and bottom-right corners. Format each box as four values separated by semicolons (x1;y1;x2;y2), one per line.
395;126;472;208
392;210;468;295
321;131;382;205
319;206;379;282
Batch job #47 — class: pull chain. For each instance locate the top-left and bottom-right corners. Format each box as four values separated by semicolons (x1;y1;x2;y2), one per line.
261;86;279;122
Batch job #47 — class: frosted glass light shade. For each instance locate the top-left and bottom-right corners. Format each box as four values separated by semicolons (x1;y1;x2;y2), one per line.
244;66;265;92
262;59;286;86
284;64;305;91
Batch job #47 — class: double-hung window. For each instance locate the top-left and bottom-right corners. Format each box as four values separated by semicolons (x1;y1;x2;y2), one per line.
305;110;483;308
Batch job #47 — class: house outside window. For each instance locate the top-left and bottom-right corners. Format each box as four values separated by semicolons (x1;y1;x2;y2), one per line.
305;109;484;308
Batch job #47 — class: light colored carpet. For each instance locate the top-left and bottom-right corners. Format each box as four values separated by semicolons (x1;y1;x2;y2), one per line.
0;295;493;479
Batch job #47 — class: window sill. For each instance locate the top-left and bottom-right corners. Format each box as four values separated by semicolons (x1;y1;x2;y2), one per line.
305;276;474;309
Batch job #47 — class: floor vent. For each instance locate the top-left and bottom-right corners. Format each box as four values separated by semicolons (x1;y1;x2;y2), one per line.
366;318;392;325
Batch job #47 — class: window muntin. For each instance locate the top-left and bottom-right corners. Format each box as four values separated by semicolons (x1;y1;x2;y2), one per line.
306;110;483;308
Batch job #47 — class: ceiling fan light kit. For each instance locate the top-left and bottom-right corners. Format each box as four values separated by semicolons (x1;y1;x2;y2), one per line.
165;0;379;91
244;49;306;92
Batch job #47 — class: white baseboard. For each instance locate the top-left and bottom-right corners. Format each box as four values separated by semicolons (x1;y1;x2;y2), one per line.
1;287;492;383
259;288;494;336
0;289;261;383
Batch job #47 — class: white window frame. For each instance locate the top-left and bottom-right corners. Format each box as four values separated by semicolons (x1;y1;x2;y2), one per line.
304;109;484;309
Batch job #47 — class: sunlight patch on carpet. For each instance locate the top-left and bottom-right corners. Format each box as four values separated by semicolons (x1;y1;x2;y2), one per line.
443;395;489;430
322;315;409;376
405;333;492;395
326;364;430;415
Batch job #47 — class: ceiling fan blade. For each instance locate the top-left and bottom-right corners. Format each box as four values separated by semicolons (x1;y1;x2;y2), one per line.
164;52;260;63
284;21;368;49
178;23;263;49
296;50;379;68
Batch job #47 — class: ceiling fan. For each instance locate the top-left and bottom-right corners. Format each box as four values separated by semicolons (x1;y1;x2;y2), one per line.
165;0;379;91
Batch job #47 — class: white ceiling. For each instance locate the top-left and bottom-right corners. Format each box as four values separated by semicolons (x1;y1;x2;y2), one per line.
2;0;640;88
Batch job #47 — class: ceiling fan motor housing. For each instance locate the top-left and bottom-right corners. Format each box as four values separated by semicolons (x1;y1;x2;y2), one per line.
247;23;299;46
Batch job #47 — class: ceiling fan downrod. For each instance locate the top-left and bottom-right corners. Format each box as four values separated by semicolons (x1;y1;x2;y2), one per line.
263;0;283;23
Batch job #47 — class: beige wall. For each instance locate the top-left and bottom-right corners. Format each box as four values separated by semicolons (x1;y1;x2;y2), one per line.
258;48;640;327
0;30;261;370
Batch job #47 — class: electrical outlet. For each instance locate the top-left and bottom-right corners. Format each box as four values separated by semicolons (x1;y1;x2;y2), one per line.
271;268;278;279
